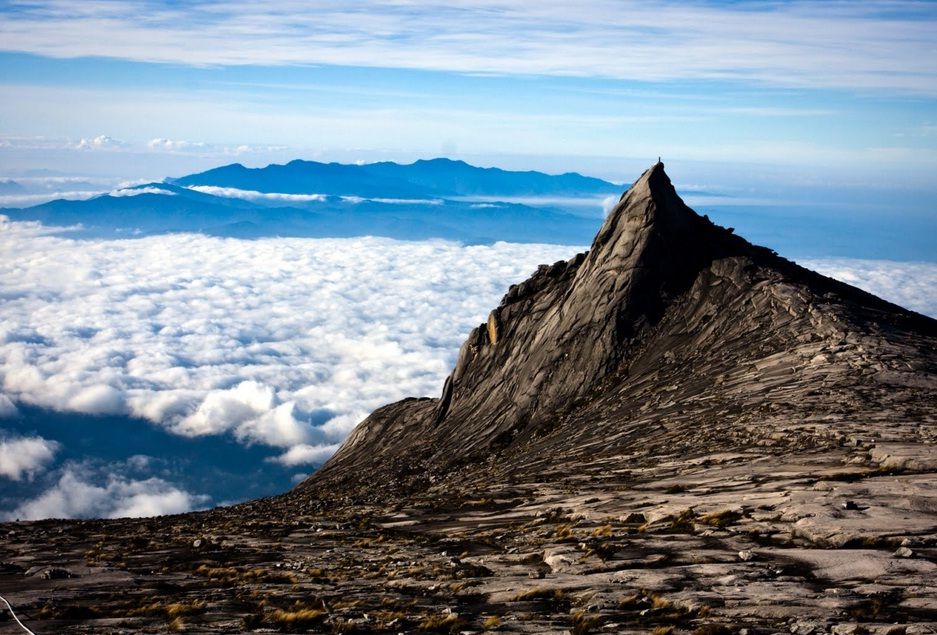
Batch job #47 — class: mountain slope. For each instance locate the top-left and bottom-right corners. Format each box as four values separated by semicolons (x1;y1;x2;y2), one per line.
309;162;936;490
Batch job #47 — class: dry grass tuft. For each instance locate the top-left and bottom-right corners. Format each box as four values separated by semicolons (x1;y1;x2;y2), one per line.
512;587;569;603
418;612;464;632
572;609;601;634
554;524;574;539
698;509;743;528
269;607;327;628
591;524;613;537
483;615;502;630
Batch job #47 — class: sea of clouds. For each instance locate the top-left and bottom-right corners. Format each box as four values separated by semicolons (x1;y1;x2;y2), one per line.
0;218;579;517
1;217;935;519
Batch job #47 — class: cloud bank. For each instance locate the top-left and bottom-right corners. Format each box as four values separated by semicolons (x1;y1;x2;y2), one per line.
0;220;577;466
0;2;934;93
75;135;123;151
109;186;177;197
0;432;59;481
803;258;937;319
187;185;326;203
1;219;935;477
2;465;208;520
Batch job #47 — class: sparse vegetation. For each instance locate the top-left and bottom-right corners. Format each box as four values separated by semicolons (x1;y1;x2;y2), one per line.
554;524;574;539
418;612;465;632
269;607;327;629
512;587;569;603
572;609;601;634
591;524;613;537
127;599;207;619
670;508;697;532
692;625;732;635
483;615;502;630
698;509;743;528
194;564;295;585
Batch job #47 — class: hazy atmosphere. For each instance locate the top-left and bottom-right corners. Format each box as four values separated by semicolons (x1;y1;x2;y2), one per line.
2;1;936;520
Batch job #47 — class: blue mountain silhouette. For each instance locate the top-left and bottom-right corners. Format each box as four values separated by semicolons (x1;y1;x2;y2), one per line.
3;158;619;244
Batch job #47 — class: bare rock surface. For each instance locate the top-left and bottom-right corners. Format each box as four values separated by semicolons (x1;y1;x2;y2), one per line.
2;163;936;634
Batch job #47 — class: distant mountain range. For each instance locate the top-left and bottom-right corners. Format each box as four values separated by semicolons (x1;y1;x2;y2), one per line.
174;157;617;198
2;158;620;244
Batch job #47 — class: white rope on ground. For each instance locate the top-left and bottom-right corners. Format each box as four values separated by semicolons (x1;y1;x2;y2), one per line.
0;594;36;635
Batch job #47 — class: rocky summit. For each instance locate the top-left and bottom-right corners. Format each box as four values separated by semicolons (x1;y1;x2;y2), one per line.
2;163;937;634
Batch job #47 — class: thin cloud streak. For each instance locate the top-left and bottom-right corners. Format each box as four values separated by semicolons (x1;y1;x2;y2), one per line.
0;1;935;93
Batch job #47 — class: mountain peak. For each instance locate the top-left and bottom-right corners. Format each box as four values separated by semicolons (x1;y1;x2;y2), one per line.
593;161;705;253
315;163;751;470
313;162;936;483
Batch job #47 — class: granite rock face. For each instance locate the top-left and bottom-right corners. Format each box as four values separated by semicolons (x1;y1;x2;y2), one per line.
2;163;937;634
313;162;935;490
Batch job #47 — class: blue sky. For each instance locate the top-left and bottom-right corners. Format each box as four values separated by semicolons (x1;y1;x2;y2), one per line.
0;0;936;189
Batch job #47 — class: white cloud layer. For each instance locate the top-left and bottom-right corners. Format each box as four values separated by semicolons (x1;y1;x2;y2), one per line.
0;1;934;93
802;258;937;319
272;443;342;467
187;185;326;203
1;466;208;520
0;432;59;481
148;138;206;152
0;219;577;464
0;394;19;417
109;186;177;197
0;191;102;207
75;135;123;151
0;219;934;470
341;196;443;206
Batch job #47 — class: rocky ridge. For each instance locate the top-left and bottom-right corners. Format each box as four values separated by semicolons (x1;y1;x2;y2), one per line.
2;163;937;634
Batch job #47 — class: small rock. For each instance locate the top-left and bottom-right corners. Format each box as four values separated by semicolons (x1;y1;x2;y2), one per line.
738;549;755;561
831;624;861;635
790;620;820;635
894;546;914;558
842;501;860;511
40;567;75;580
192;538;203;548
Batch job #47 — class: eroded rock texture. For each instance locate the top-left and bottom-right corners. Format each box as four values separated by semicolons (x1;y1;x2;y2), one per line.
2;164;936;634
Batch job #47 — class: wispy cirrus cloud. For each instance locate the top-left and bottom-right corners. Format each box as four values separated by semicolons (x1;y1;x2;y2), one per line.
0;1;935;93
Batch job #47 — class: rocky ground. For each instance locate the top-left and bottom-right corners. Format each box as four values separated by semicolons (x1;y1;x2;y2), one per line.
3;420;937;634
3;163;936;634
